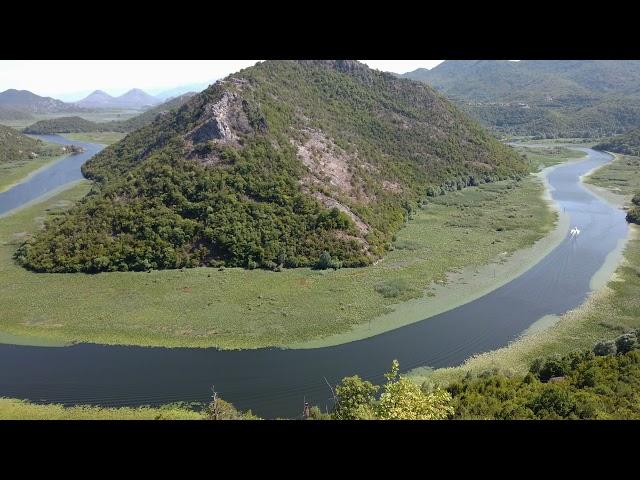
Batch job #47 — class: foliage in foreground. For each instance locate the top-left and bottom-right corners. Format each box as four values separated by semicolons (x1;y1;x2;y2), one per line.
446;330;640;419
331;360;454;420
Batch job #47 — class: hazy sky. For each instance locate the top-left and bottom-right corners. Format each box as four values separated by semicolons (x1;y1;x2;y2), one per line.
0;60;444;101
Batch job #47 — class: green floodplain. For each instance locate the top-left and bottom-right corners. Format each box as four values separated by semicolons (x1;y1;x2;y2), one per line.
1;144;639;420
0;145;579;350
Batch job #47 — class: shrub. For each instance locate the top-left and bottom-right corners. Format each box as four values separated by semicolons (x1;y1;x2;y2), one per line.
537;354;569;382
314;251;341;270
374;278;411;298
246;259;258;270
615;333;638;354
593;340;617;356
626;206;640;225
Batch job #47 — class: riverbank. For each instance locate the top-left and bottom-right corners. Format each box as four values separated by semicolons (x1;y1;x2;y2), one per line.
0;397;204;420
0;168;560;349
583;152;640;205
62;131;126;145
292;162;569;348
0;150;68;193
412;154;640;387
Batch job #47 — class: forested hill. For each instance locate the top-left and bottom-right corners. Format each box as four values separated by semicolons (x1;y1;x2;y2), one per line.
402;60;640;138
23;93;197;135
17;60;527;274
0;124;50;163
404;60;640;103
594;127;640;157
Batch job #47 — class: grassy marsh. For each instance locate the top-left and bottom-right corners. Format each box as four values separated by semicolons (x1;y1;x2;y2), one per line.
0;174;557;349
0;397;203;420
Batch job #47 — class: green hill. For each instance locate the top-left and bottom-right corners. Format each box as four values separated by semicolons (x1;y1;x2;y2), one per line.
594;126;640;156
16;60;527;274
0;124;48;163
403;60;640;138
23;116;100;134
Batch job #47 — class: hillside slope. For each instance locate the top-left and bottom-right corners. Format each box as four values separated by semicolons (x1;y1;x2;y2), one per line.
16;60;527;273
403;60;640;138
0;124;48;163
594;127;640;156
0;89;76;114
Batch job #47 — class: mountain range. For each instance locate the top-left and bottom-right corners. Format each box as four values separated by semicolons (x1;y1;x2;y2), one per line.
0;89;78;114
402;60;640;138
24;93;197;134
75;88;162;109
0;87;167;115
16;60;527;274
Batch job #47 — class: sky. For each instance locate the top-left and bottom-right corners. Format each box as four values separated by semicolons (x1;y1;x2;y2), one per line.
0;60;444;101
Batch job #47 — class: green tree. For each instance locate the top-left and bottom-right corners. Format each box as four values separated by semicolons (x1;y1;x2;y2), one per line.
333;375;378;420
375;360;454;420
593;340;616;356
615;333;638;354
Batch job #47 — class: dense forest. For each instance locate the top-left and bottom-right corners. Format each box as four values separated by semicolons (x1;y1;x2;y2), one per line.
402;61;640;138
23;93;196;135
0;124;58;163
16;60;527;273
446;330;640;419
594;127;640;157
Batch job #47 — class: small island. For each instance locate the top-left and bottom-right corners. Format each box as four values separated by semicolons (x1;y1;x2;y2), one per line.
61;144;85;154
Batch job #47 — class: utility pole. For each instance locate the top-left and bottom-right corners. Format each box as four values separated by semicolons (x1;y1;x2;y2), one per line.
211;385;219;420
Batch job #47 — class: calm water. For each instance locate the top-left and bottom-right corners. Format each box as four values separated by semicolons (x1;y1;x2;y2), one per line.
0;135;104;216
0;144;628;418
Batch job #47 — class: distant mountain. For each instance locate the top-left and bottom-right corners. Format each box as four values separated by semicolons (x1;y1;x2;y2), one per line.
17;60;527;274
0;89;76;114
75;90;115;108
401;60;640;138
403;60;640;102
0;106;34;121
154;82;212;100
116;89;161;108
75;88;161;109
24;93;197;135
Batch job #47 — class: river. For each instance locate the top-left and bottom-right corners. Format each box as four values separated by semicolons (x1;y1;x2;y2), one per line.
0;135;103;217
0;137;629;418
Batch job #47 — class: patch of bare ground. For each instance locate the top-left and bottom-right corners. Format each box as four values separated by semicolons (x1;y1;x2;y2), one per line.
182;89;253;166
295;128;370;201
382;180;402;193
310;191;370;235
